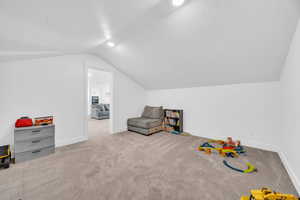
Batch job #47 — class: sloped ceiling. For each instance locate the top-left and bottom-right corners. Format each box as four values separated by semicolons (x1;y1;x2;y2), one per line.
1;0;300;89
0;0;159;52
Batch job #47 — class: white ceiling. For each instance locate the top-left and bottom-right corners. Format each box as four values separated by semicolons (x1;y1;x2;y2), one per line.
0;0;159;52
1;0;300;89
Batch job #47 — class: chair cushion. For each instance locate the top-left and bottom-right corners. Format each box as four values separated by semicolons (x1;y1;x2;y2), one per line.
141;106;163;119
127;117;162;129
91;104;103;111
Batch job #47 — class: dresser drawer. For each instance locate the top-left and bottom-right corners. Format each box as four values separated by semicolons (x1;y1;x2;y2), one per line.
15;146;55;163
15;126;54;142
15;136;54;153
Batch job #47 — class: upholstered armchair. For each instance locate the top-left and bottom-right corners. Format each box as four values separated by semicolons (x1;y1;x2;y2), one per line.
127;106;164;136
91;104;110;120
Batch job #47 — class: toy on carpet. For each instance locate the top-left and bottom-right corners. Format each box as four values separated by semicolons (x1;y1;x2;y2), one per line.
240;188;299;200
198;137;246;158
208;137;240;148
200;142;215;148
0;145;11;169
198;137;258;173
207;139;226;145
198;145;239;158
223;160;257;174
222;137;246;154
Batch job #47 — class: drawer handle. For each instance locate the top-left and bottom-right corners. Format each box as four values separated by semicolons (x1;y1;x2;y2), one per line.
32;130;41;133
32;150;41;154
32;140;41;144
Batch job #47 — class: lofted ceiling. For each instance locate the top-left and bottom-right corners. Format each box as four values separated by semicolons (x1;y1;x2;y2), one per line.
1;0;300;89
0;0;159;52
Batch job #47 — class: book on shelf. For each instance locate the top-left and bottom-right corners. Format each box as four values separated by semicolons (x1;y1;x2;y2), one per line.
165;111;179;118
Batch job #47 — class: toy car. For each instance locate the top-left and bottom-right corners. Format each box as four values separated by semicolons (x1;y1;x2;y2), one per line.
241;188;299;200
34;116;53;126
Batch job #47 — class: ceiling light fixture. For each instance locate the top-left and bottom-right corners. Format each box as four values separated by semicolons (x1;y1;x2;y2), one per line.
172;0;185;7
106;41;116;48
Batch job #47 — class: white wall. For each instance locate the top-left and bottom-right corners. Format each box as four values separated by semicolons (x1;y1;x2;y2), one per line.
147;82;281;151
280;20;300;193
0;54;146;147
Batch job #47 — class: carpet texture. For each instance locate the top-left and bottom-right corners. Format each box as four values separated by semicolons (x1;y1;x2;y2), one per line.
0;131;298;200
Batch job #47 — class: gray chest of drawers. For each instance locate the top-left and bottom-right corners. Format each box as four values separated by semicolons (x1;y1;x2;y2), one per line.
14;125;55;163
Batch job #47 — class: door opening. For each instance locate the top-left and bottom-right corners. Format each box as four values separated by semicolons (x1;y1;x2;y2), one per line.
86;67;113;139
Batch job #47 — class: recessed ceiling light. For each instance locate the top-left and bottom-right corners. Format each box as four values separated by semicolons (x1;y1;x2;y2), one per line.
107;41;115;48
105;34;111;40
172;0;185;7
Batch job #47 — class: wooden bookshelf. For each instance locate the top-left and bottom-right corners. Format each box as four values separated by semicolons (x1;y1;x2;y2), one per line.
163;109;183;134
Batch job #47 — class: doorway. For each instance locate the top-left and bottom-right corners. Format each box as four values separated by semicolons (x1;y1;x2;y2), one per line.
87;68;113;138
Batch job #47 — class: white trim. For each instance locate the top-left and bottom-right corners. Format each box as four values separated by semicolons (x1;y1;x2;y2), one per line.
278;151;300;194
84;64;89;140
241;139;279;152
55;136;88;147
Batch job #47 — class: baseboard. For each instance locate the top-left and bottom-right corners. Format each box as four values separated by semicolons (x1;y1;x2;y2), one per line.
55;136;88;147
278;151;300;194
241;139;279;152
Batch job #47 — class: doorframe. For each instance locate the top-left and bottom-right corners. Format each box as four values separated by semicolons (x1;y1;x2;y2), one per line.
84;65;114;140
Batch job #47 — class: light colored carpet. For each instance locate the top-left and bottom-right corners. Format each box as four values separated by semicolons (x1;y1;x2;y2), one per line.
88;119;110;138
0;131;298;200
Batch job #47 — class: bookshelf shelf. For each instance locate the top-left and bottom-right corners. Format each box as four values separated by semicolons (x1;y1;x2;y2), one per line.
165;116;180;119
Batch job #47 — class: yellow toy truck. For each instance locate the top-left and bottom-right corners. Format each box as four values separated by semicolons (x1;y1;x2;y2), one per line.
241;188;299;200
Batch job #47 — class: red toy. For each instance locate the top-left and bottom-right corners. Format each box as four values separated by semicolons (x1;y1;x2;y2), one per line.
15;117;33;128
223;137;241;149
